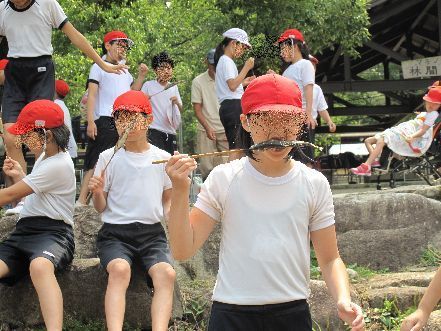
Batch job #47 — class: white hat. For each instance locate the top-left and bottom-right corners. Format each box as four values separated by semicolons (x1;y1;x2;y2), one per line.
222;28;251;48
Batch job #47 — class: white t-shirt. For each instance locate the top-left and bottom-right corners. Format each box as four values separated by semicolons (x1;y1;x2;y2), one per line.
215;55;243;103
0;0;68;58
282;59;315;109
54;99;77;158
194;157;335;305
191;70;223;132
312;84;328;120
21;151;76;226
94;145;172;225
141;80;182;135
88;61;133;119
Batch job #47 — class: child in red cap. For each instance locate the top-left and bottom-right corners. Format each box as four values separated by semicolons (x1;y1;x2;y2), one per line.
0;0;126;194
88;90;176;331
54;79;77;159
166;74;365;331
76;30;148;206
351;87;441;176
0;99;75;330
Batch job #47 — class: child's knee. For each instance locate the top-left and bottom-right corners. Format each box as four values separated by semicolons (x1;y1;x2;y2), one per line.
29;257;54;279
150;263;176;288
107;259;131;283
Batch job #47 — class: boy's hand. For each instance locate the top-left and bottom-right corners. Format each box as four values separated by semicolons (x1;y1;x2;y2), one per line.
165;152;197;189
267;69;276;74
401;308;430;331
88;172;105;196
3;157;25;180
87;122;97;140
337;301;365;331
138;63;149;78
244;57;255;71
102;62;128;74
170;96;179;105
306;113;317;129
243;75;256;86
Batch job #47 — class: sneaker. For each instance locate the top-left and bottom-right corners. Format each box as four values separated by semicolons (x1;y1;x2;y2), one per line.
5;201;24;215
371;159;381;168
350;163;371;176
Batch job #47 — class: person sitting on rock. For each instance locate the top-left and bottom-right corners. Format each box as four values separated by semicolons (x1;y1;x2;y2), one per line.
0;100;76;331
88;90;175;331
351;87;441;176
165;74;365;331
401;266;441;331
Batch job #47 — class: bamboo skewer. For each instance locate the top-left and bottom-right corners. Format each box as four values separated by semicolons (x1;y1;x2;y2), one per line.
148;80;184;99
152;140;322;164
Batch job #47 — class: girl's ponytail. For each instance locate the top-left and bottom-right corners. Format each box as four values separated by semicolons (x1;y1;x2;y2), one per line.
214;37;233;67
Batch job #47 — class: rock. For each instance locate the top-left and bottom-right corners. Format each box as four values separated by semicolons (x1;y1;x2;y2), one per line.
390;185;441;202
0;258;183;328
366;286;425;311
367;272;435;289
426;309;441;330
334;193;441;270
346;268;358;279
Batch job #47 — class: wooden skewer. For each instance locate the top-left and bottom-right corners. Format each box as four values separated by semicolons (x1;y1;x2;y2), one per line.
152;141;322;164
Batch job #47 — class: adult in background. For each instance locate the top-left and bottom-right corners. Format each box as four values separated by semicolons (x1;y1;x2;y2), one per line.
191;49;228;179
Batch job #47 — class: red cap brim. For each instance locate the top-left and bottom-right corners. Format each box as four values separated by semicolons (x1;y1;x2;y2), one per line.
7;122;33;135
423;94;441;105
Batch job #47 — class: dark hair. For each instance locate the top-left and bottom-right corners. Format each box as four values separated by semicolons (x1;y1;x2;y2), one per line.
151;51;174;70
35;125;70;151
55;92;65;100
214;37;234;67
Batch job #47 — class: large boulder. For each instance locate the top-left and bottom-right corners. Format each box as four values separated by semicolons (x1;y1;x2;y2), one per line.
0;208;183;329
334;192;441;270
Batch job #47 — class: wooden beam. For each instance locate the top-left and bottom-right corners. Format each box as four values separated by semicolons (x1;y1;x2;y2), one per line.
329;106;413;116
316;124;392;134
371;0;425;25
365;40;409;62
320;78;434;93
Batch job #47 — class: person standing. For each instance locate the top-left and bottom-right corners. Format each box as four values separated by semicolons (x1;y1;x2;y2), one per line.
214;28;255;160
141;51;183;155
191;49;228;179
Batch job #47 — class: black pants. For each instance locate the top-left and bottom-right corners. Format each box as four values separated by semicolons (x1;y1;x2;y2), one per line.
208;300;312;331
219;99;242;149
148;128;177;155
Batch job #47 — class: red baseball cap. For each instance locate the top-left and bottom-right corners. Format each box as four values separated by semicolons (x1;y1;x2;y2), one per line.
7;100;64;135
103;30;134;47
55;79;70;97
113;90;153;115
423;88;441;104
0;59;9;70
277;29;304;44
241;74;303;115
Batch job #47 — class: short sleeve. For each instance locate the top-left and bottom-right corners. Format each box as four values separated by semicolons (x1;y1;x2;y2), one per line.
424;111;439;127
162;165;172;190
23;158;68;194
191;78;202;104
194;166;226;222
222;57;238;81
88;65;102;85
48;0;68;29
316;87;328;112
302;60;315;86
141;81;150;96
309;174;335;232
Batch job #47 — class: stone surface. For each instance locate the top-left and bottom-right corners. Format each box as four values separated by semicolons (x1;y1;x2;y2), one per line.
426;309;441;330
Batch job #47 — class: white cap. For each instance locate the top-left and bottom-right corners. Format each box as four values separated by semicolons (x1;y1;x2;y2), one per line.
222;28;251;48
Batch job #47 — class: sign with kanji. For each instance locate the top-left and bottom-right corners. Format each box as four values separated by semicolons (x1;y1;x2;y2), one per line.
402;56;441;79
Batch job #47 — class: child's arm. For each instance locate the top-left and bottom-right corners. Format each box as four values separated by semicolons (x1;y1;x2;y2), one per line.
311;226;365;331
61;23;126;74
162;188;172;221
131;64;148;91
0;157;33;204
401;266;441;331
226;57;254;92
165;154;217;260
88;172;107;213
86;83;98;140
406;124;431;141
319;110;337;132
304;83;315;129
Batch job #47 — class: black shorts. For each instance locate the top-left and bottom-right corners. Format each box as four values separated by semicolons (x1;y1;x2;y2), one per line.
2;56;55;123
208;300;312;331
148;128;177;155
219;99;242;149
0;216;74;286
96;222;172;288
293;125;316;164
84;116;119;171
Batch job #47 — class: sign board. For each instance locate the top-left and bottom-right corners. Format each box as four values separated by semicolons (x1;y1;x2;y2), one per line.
401;56;441;79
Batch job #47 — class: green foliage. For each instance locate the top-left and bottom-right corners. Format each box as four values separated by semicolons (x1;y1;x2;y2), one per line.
368;299;416;330
54;0;370;153
420;245;441;267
